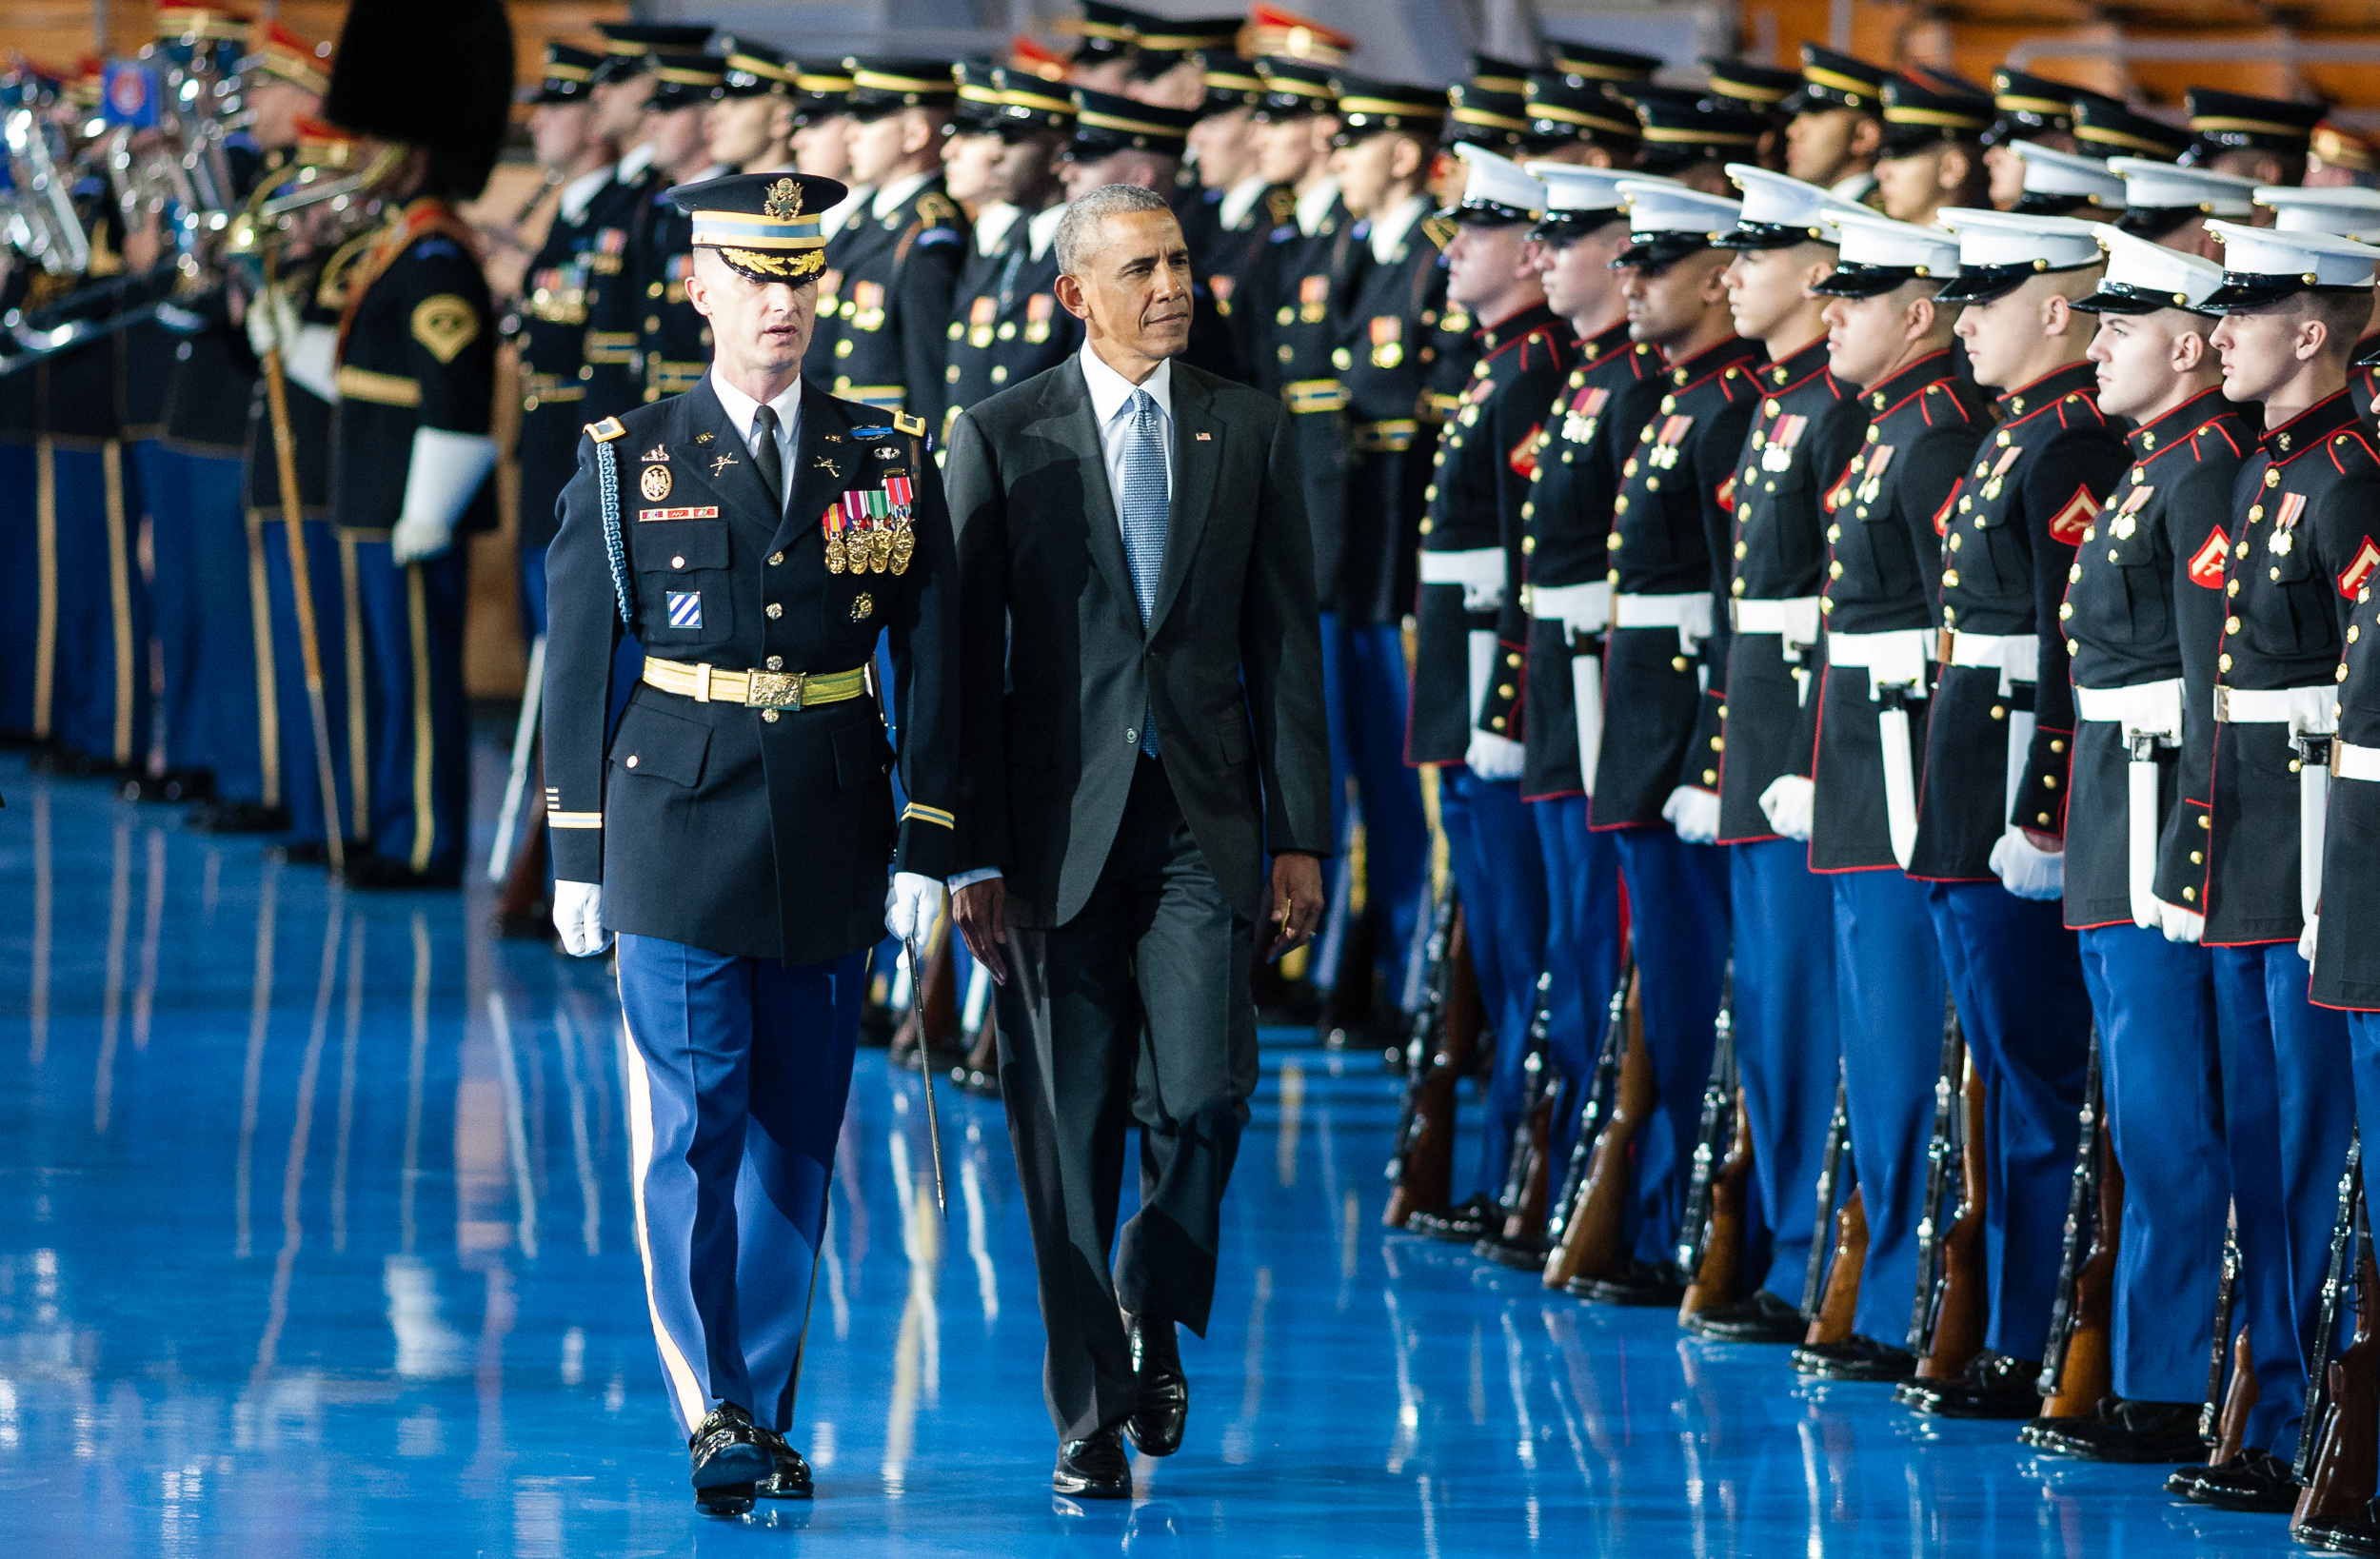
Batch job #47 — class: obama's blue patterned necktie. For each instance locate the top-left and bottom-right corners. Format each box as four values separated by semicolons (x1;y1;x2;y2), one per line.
1119;387;1167;757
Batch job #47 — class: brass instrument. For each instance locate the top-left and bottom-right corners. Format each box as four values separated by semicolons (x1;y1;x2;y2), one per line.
2;104;92;276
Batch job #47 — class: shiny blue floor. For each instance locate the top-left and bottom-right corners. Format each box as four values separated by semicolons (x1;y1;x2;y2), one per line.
0;741;2303;1556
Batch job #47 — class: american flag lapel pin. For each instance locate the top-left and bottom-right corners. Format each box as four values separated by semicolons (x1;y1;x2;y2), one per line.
1195;431;1212;442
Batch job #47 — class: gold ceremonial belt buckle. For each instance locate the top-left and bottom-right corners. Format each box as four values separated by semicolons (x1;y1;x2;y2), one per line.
744;670;805;708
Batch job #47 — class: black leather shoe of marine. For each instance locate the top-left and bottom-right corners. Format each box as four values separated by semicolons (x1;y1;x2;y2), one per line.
2171;1447;2299;1511
1406;1194;1497;1243
1790;1333;1919;1382
1054;1427;1132;1499
186;799;291;834
1895;1350;1999;1410
1568;1259;1689;1308
1127;1314;1187;1458
2022;1397;2203;1462
2302;1498;2380;1554
687;1402;772;1515
1684;1290;1806;1344
1906;1352;2043;1418
1473;1230;1550;1272
754;1426;814;1499
121;768;211;803
341;853;463;890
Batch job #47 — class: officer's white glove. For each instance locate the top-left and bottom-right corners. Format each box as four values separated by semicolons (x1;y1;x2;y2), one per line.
1988;827;2064;900
1662;785;1721;844
389;426;501;564
2154;898;2205;945
2300;913;2320;970
1465;729;1527;781
1758;774;1815;842
553;880;610;957
885;871;943;945
244;279;301;358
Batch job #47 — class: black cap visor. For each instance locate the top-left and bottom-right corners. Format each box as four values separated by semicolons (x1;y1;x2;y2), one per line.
2072;280;2214;317
1457;198;1538;227
1810;262;1934;298
1531;207;1626;243
1933;258;2097;305
2203;277;2371;313
1613;230;1716;268
1713;219;1838;250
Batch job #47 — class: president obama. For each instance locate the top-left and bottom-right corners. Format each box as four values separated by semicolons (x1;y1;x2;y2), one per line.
940;182;1332;1499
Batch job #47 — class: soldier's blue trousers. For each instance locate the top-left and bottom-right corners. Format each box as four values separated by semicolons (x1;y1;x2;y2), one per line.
1532;795;1625;1174
0;440;40;737
349;537;471;878
1611;828;1730;1265
1438;767;1548;1201
1316;615;1431;997
616;935;864;1436
1833;868;1945;1347
49;438;149;766
260;515;363;845
2213;941;2353;1459
1732;839;1838;1303
138;444;261;797
1927;881;2092;1360
2076;925;2225;1403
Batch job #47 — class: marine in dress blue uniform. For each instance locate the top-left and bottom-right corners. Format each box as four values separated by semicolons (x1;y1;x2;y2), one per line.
1578;180;1766;1301
1688;166;1872;1340
1794;209;1991;1381
1400;147;1570;1238
545;171;960;1511
2023;232;2243;1461
1896;208;2128;1417
316;0;511;888
2171;220;2380;1511
1508;164;1653;1215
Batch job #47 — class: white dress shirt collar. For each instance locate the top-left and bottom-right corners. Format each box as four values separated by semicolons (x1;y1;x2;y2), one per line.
1220;173;1269;231
1367;192;1431;265
972;201;1021;254
707;371;803;503
1026;202;1068;262
822;185;870;238
559;166;613;225
871;171;935;220
1294;176;1339;238
1078;341;1172;425
616;142;656;186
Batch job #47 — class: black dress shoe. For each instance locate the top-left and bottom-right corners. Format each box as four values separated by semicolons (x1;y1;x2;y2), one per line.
753;1427;813;1499
269;839;369;867
2170;1447;2299;1511
2301;1498;2380;1554
341;854;462;890
1685;1290;1807;1344
2021;1396;2204;1462
186;799;290;834
1568;1259;1689;1307
1126;1314;1187;1457
1473;1230;1550;1271
1406;1194;1497;1243
491;902;556;941
1791;1333;1919;1382
687;1402;772;1516
1903;1352;2043;1418
1054;1426;1132;1499
121;768;212;803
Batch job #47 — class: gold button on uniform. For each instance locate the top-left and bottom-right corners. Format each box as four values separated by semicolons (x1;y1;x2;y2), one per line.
768;552;783;566
765;603;783;619
764;656;783;670
762;708;780;723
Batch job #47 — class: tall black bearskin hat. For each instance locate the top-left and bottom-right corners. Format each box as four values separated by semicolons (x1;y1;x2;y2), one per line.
324;0;515;201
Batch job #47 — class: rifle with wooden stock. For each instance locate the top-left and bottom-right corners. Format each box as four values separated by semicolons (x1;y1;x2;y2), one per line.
2036;1028;2122;1420
1539;946;1633;1277
2201;1201;2247;1453
1544;957;1653;1293
1914;1000;1989;1381
2296;1182;2379;1536
1478;972;1557;1267
1676;962;1751;1318
2298;1132;2366;1487
1800;1074;1854;1332
1382;885;1481;1228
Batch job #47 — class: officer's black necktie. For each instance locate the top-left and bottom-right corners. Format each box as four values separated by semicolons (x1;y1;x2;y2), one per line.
749;405;783;509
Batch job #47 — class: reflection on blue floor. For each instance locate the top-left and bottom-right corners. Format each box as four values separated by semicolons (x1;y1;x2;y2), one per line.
0;743;2299;1556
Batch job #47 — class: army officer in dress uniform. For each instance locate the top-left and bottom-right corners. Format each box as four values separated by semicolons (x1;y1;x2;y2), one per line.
942;74;1079;443
805;59;966;430
545;170;962;1515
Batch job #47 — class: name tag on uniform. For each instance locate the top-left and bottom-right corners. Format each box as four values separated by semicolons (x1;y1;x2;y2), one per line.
666;591;703;629
640;506;721;521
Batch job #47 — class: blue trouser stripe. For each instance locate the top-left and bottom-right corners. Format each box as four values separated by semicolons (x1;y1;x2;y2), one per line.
616;934;864;1434
1612;828;1731;1265
1927;881;2092;1359
1732;839;1839;1302
2213;941;2354;1457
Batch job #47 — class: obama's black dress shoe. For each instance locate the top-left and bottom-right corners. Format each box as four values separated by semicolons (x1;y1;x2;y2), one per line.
1127;1314;1187;1457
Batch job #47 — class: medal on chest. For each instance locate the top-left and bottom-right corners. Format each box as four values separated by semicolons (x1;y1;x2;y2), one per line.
1646;413;1694;472
1854;445;1894;510
822;475;917;576
1978;444;2021;503
2110;483;2152;541
1370;315;1402;368
1758;413;1807;474
2269;489;2307;555
1562;385;1609;444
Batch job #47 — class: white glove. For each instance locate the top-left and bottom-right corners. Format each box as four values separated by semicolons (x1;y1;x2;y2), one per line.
1465;729;1527;781
885;871;943;945
1758;774;1814;842
244;279;301;358
1988;828;2064;900
2154;898;2205;945
389;426;500;563
2300;913;2319;970
553;880;610;957
1662;785;1721;844
283;322;342;404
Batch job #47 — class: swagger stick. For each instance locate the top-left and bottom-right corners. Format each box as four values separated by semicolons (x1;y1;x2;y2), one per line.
903;922;948;1219
260;255;345;874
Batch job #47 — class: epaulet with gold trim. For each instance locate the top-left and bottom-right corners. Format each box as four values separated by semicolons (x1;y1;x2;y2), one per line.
892;409;927;437
1264;187;1297;225
1420;214;1457;251
915;190;960;227
586;417;627;443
